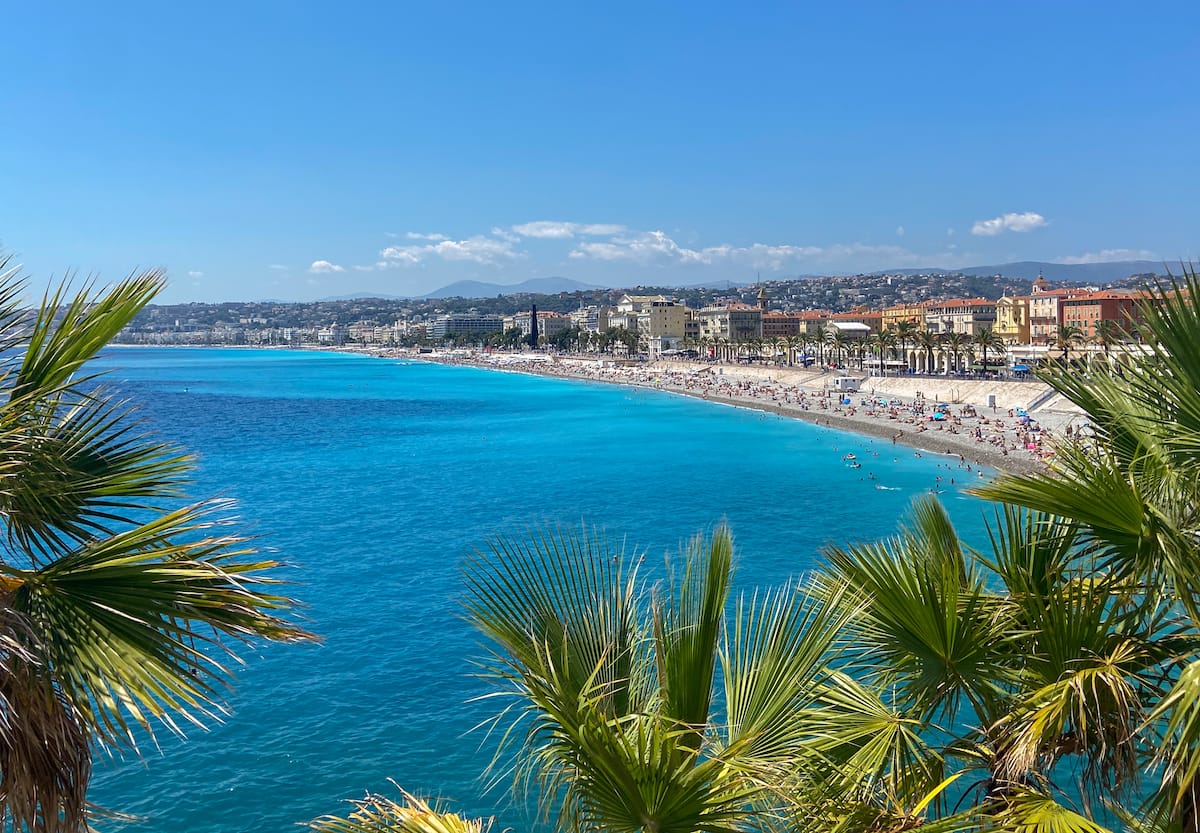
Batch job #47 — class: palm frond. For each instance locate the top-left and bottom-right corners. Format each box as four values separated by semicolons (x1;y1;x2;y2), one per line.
0;270;194;557
4;499;314;753
1144;657;1200;821
720;577;853;765
559;709;759;833
463;524;650;723
799;670;945;814
995;790;1115;833
0;254;31;365
820;497;1015;724
308;788;492;833
654;526;732;753
979;506;1079;601
0;389;193;558
11;271;162;403
992;639;1148;800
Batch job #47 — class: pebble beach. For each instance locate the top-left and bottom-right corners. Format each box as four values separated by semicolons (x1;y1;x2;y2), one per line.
381;349;1088;477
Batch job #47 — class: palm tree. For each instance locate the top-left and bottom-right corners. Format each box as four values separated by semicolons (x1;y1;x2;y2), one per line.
716;336;731;363
745;336;763;363
893;320;916;373
869;331;895;375
784;334;801;367
942;331;969;374
458;525;849;833
1053;323;1083;368
810;494;1194;832
1092;319;1123;366
826;329;849;368
913;330;938;375
0;260;313;831
973;264;1200;828
771;336;786;365
971;327;1005;377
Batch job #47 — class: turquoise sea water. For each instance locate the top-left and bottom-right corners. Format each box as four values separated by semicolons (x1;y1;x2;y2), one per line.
87;348;996;832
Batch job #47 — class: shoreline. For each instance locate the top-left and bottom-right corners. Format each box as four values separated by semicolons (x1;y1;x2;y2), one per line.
353;348;1085;477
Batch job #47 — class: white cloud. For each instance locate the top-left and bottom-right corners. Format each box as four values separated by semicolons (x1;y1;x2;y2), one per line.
511;220;627;239
380;235;523;266
569;230;722;264
971;212;1048;236
324;220;982;279
187;270;204;278
1053;248;1157;265
566;230;937;271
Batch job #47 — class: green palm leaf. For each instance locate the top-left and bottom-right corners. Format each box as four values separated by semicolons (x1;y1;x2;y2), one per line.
5;499;312;752
720;578;852;765
821;497;1015;723
0;264;315;830
308;789;492;833
654;527;732;753
995;790;1115;833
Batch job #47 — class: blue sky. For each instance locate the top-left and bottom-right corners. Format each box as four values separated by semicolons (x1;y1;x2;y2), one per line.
2;2;1196;302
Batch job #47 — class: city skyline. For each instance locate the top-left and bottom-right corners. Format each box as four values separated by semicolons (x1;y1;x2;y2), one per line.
3;2;1196;303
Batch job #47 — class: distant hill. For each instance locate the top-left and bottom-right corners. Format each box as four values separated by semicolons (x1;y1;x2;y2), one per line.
681;278;753;290
881;260;1165;284
422;276;600;299
316;292;407;301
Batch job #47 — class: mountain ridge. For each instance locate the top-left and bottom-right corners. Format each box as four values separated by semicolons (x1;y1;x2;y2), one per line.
421;276;601;299
875;260;1165;284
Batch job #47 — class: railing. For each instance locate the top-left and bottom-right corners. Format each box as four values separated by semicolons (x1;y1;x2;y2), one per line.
1025;386;1059;412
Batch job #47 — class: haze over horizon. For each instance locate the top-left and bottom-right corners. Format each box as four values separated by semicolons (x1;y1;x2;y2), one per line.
3;3;1196;303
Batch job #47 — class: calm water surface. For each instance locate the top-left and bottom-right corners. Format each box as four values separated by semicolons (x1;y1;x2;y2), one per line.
87;348;995;832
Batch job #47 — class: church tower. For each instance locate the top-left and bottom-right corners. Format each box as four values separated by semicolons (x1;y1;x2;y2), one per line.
757;285;769;311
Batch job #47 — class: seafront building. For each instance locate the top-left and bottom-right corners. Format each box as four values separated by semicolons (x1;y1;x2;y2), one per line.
570;305;609;333
637;300;689;356
428;312;506;340
696;303;764;343
506;310;571;340
761;311;803;339
1060;291;1147;340
117;273;1161;373
922;298;997;336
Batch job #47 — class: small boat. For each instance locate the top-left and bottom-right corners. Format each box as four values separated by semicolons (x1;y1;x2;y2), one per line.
842;453;857;461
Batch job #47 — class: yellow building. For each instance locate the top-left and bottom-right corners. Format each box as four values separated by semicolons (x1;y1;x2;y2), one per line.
880;302;926;333
637;301;687;341
994;295;1030;345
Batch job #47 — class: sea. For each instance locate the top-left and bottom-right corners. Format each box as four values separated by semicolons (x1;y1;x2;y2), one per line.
86;347;995;832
